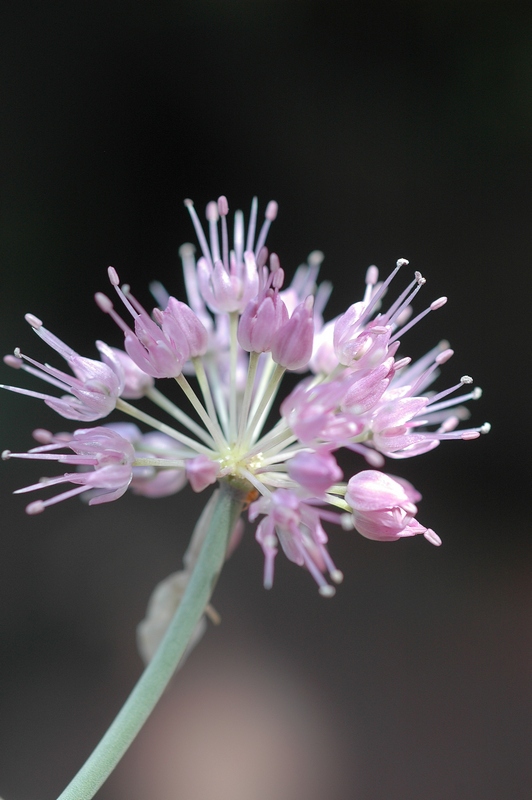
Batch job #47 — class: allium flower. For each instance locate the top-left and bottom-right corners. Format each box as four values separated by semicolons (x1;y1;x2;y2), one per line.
2;196;489;596
346;470;442;545
1;316;122;420
2;427;136;513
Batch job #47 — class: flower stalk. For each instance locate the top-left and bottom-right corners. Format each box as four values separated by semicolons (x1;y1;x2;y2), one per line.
56;480;246;800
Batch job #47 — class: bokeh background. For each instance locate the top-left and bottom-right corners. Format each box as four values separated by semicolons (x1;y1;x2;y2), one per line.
0;2;530;798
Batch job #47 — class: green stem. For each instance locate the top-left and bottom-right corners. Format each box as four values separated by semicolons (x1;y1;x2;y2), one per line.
56;481;246;800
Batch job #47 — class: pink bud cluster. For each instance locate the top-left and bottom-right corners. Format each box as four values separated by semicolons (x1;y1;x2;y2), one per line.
2;196;489;595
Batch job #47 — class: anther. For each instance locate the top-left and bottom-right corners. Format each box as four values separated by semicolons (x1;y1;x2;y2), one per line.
217;195;229;215
206;201;219;222
414;271;426;285
4;355;22;368
331;569;344;584
265;200;278;221
107;266;120;286
319;584;336;598
2;450;11;460
94;292;114;313
308;250;324;267
178;243;195;258
396;258;409;268
430;297;447;310
435;349;454;364
272;268;284;290
472;387;482;400
394;357;411;370
25;314;43;329
32;429;53;443
480;422;491;434
365;265;379;285
26;500;45;515
270;253;280;272
460;375;473;384
341;513;354;530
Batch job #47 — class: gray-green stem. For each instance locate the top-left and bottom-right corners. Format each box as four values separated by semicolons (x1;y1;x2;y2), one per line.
56;480;246;800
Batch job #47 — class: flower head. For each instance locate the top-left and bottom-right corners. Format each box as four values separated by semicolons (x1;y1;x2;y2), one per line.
2;196;489;595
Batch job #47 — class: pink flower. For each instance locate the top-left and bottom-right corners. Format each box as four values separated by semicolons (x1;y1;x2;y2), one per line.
250;489;344;595
370;348;490;458
1;315;122;421
95;268;190;378
153;297;209;360
271;296;315;370
184;196;277;314
238;256;289;353
346;470;441;545
286;450;343;495
280;377;363;446
2;427;135;514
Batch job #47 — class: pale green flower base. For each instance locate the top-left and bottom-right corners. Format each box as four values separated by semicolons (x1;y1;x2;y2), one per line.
57;480;246;800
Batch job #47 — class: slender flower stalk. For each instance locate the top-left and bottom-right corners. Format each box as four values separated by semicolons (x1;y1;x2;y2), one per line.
55;480;246;800
1;194;489;799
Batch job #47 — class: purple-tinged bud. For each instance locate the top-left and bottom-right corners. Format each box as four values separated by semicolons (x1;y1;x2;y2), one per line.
287;450;343;495
346;470;441;545
186;454;219;493
238;290;289;353
156;297;209;359
271;296;315;370
131;467;187;498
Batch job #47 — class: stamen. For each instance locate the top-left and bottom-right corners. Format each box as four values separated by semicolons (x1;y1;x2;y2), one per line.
184;199;213;268
425;376;474;409
382;274;420;325
149;280;170;309
218;196;230;273
245;197;259;253
206;201;221;264
146;386;216;447
116;398;215;456
108;268;143;318
254;201;278;257
390;296;447;343
234;209;244;266
95;293;133;336
362;259;406;321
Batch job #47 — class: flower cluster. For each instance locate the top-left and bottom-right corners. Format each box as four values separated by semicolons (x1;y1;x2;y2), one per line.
2;196;489;597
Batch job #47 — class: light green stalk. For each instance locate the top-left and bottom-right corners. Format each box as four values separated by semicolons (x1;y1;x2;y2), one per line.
56;480;246;800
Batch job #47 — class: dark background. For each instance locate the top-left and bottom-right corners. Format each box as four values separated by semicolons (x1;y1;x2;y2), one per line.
0;2;530;798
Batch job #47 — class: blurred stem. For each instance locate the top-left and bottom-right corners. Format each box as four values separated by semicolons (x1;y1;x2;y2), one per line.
56;480;246;800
